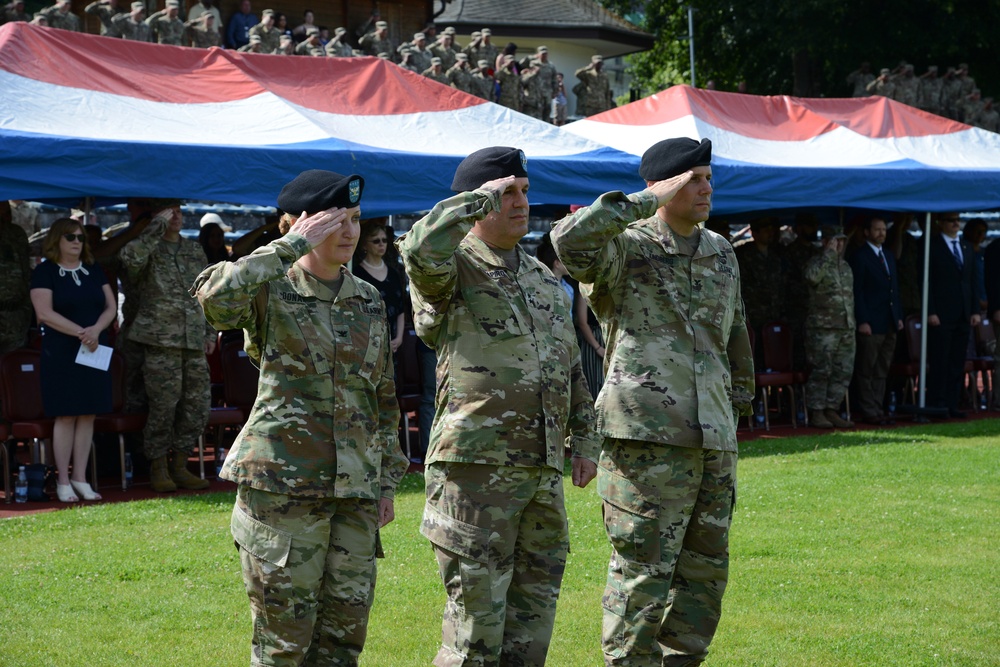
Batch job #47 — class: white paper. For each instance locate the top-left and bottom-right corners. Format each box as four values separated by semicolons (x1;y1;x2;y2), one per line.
75;343;113;371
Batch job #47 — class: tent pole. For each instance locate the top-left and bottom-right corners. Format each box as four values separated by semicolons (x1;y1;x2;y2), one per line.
918;211;931;412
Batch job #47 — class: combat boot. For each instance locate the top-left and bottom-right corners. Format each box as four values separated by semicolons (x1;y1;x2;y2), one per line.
150;455;177;493
170;452;210;490
810;409;833;429
825;409;854;428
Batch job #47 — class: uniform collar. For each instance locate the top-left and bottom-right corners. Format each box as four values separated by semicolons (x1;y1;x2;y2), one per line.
462;231;534;276
286;263;366;302
635;216;725;259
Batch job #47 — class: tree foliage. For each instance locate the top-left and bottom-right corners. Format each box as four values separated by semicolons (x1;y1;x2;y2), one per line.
604;0;1000;99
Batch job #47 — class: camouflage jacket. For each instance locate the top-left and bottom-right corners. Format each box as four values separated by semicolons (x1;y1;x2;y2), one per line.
40;5;80;30
429;43;456;70
471;72;494;101
192;233;406;500
735;241;785;330
495;68;522;110
446;64;474;94
84;1;123;36
359;32;391;58
551;191;755;451
247;22;279;53
0;223;31;311
397;190;600;470
422;68;449;86
118;218;212;350
111;13;151;41
185;24;221;48
805;247;855;330
145;11;184;45
574;67;611;116
325;39;352;58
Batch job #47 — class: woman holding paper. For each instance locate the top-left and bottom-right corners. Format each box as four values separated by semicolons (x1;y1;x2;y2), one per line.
30;218;116;502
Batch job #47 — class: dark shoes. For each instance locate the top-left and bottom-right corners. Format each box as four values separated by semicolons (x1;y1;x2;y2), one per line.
824;409;854;428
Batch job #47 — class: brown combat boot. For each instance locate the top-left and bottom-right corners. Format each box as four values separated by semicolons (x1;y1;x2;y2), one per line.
150;455;177;493
825;409;855;428
810;409;834;429
170;452;210;490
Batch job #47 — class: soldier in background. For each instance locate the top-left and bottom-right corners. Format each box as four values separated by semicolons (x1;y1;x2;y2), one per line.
477;27;498;68
574;55;612;117
471;58;494;101
3;0;30;24
275;33;293;55
957;63;976;99
247;9;280;54
445;52;474;94
324;26;351;57
940;67;963;119
974;97;999;132
84;0;124;37
846;62;874;97
781;213;820;368
359;19;391;59
397;46;420;73
194;171;406;667
236;32;263;52
866;68;895;99
551;137;753;667
520;58;546;120
0;201;32;355
422;56;448;86
145;0;184;45
460;30;482;60
495;54;522;111
735;216;784;354
917;65;943;114
397;147;599;667
294;26;323;56
39;0;80;31
804;225;856;428
533;46;558;115
185;12;220;48
891;63;919;107
429;30;456;70
399;31;431;72
186;0;221;33
118;201;213;493
111;1;149;41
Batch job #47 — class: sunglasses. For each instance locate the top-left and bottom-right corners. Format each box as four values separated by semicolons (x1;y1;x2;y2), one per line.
63;233;86;242
370;238;388;244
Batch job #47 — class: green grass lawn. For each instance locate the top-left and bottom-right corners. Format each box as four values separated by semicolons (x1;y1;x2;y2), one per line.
2;421;998;666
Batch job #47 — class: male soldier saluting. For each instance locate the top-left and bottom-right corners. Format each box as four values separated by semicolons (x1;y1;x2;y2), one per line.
397;147;599;667
552;137;754;667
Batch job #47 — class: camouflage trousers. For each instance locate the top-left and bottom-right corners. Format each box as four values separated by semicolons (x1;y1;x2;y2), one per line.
119;334;147;414
805;326;856;410
422;463;569;667
599;439;736;667
0;304;31;354
140;344;210;459
233;486;379;667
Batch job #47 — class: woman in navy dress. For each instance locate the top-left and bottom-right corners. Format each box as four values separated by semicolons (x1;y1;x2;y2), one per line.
352;221;406;356
30;218;117;502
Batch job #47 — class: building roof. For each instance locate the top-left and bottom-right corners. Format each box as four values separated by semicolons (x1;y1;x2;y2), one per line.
433;0;653;53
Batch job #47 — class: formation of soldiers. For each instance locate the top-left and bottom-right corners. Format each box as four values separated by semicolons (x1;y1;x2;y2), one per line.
848;61;997;132
1;6;613;121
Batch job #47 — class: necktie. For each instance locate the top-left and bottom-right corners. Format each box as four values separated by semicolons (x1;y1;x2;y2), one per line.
877;248;889;275
951;239;963;269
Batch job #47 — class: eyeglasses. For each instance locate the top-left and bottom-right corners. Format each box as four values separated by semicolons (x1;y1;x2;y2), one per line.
63;233;86;242
370;238;387;245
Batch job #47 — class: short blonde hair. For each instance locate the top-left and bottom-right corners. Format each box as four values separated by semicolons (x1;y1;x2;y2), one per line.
43;218;93;264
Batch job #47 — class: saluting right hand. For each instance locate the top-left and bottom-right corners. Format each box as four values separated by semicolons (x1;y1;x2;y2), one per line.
293;207;349;248
646;170;693;208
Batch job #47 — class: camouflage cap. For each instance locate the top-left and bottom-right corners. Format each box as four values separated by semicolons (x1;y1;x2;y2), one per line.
306;26;319;36
591;54;603;63
455;52;468;61
536;45;547;53
639;137;712;181
279;34;292;42
249;34;261;43
431;56;442;65
334;26;346;35
481;27;491;35
819;224;846;240
451;146;528;192
414;32;426;40
261;8;274;16
165;0;179;7
880;68;891;75
277;170;365;212
443;26;455;35
377;52;390;59
130;1;143;10
375;20;387;29
477;59;489;68
470;30;481;38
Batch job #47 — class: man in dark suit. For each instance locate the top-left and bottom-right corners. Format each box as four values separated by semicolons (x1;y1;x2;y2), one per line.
925;213;982;417
984;235;1000;409
849;216;904;424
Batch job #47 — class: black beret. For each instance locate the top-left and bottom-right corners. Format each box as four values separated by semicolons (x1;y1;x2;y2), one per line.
277;170;364;213
451;146;528;193
638;137;712;181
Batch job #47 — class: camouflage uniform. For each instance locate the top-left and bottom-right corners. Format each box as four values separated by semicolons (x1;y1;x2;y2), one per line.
734;239;785;336
574;64;612;117
359;31;392;59
429;42;456;71
84;0;123;37
0;219;32;354
295;39;324;57
471;69;494;101
446;63;474;94
918;74;944;113
3;4;30;22
185;22;221;48
247;22;280;53
112;13;151;41
396;189;599;667
534;59;558;113
495;66;523;111
804;246;856;411
324;37;352;58
118;216;212;461
423;66;449;87
940;73;963;119
145;10;184;45
40;4;81;30
846;69;874;97
193;232;406;666
865;76;895;99
550;190;754;667
521;66;546;120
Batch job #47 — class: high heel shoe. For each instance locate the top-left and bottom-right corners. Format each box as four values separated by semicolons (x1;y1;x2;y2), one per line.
70;480;102;501
56;483;79;503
